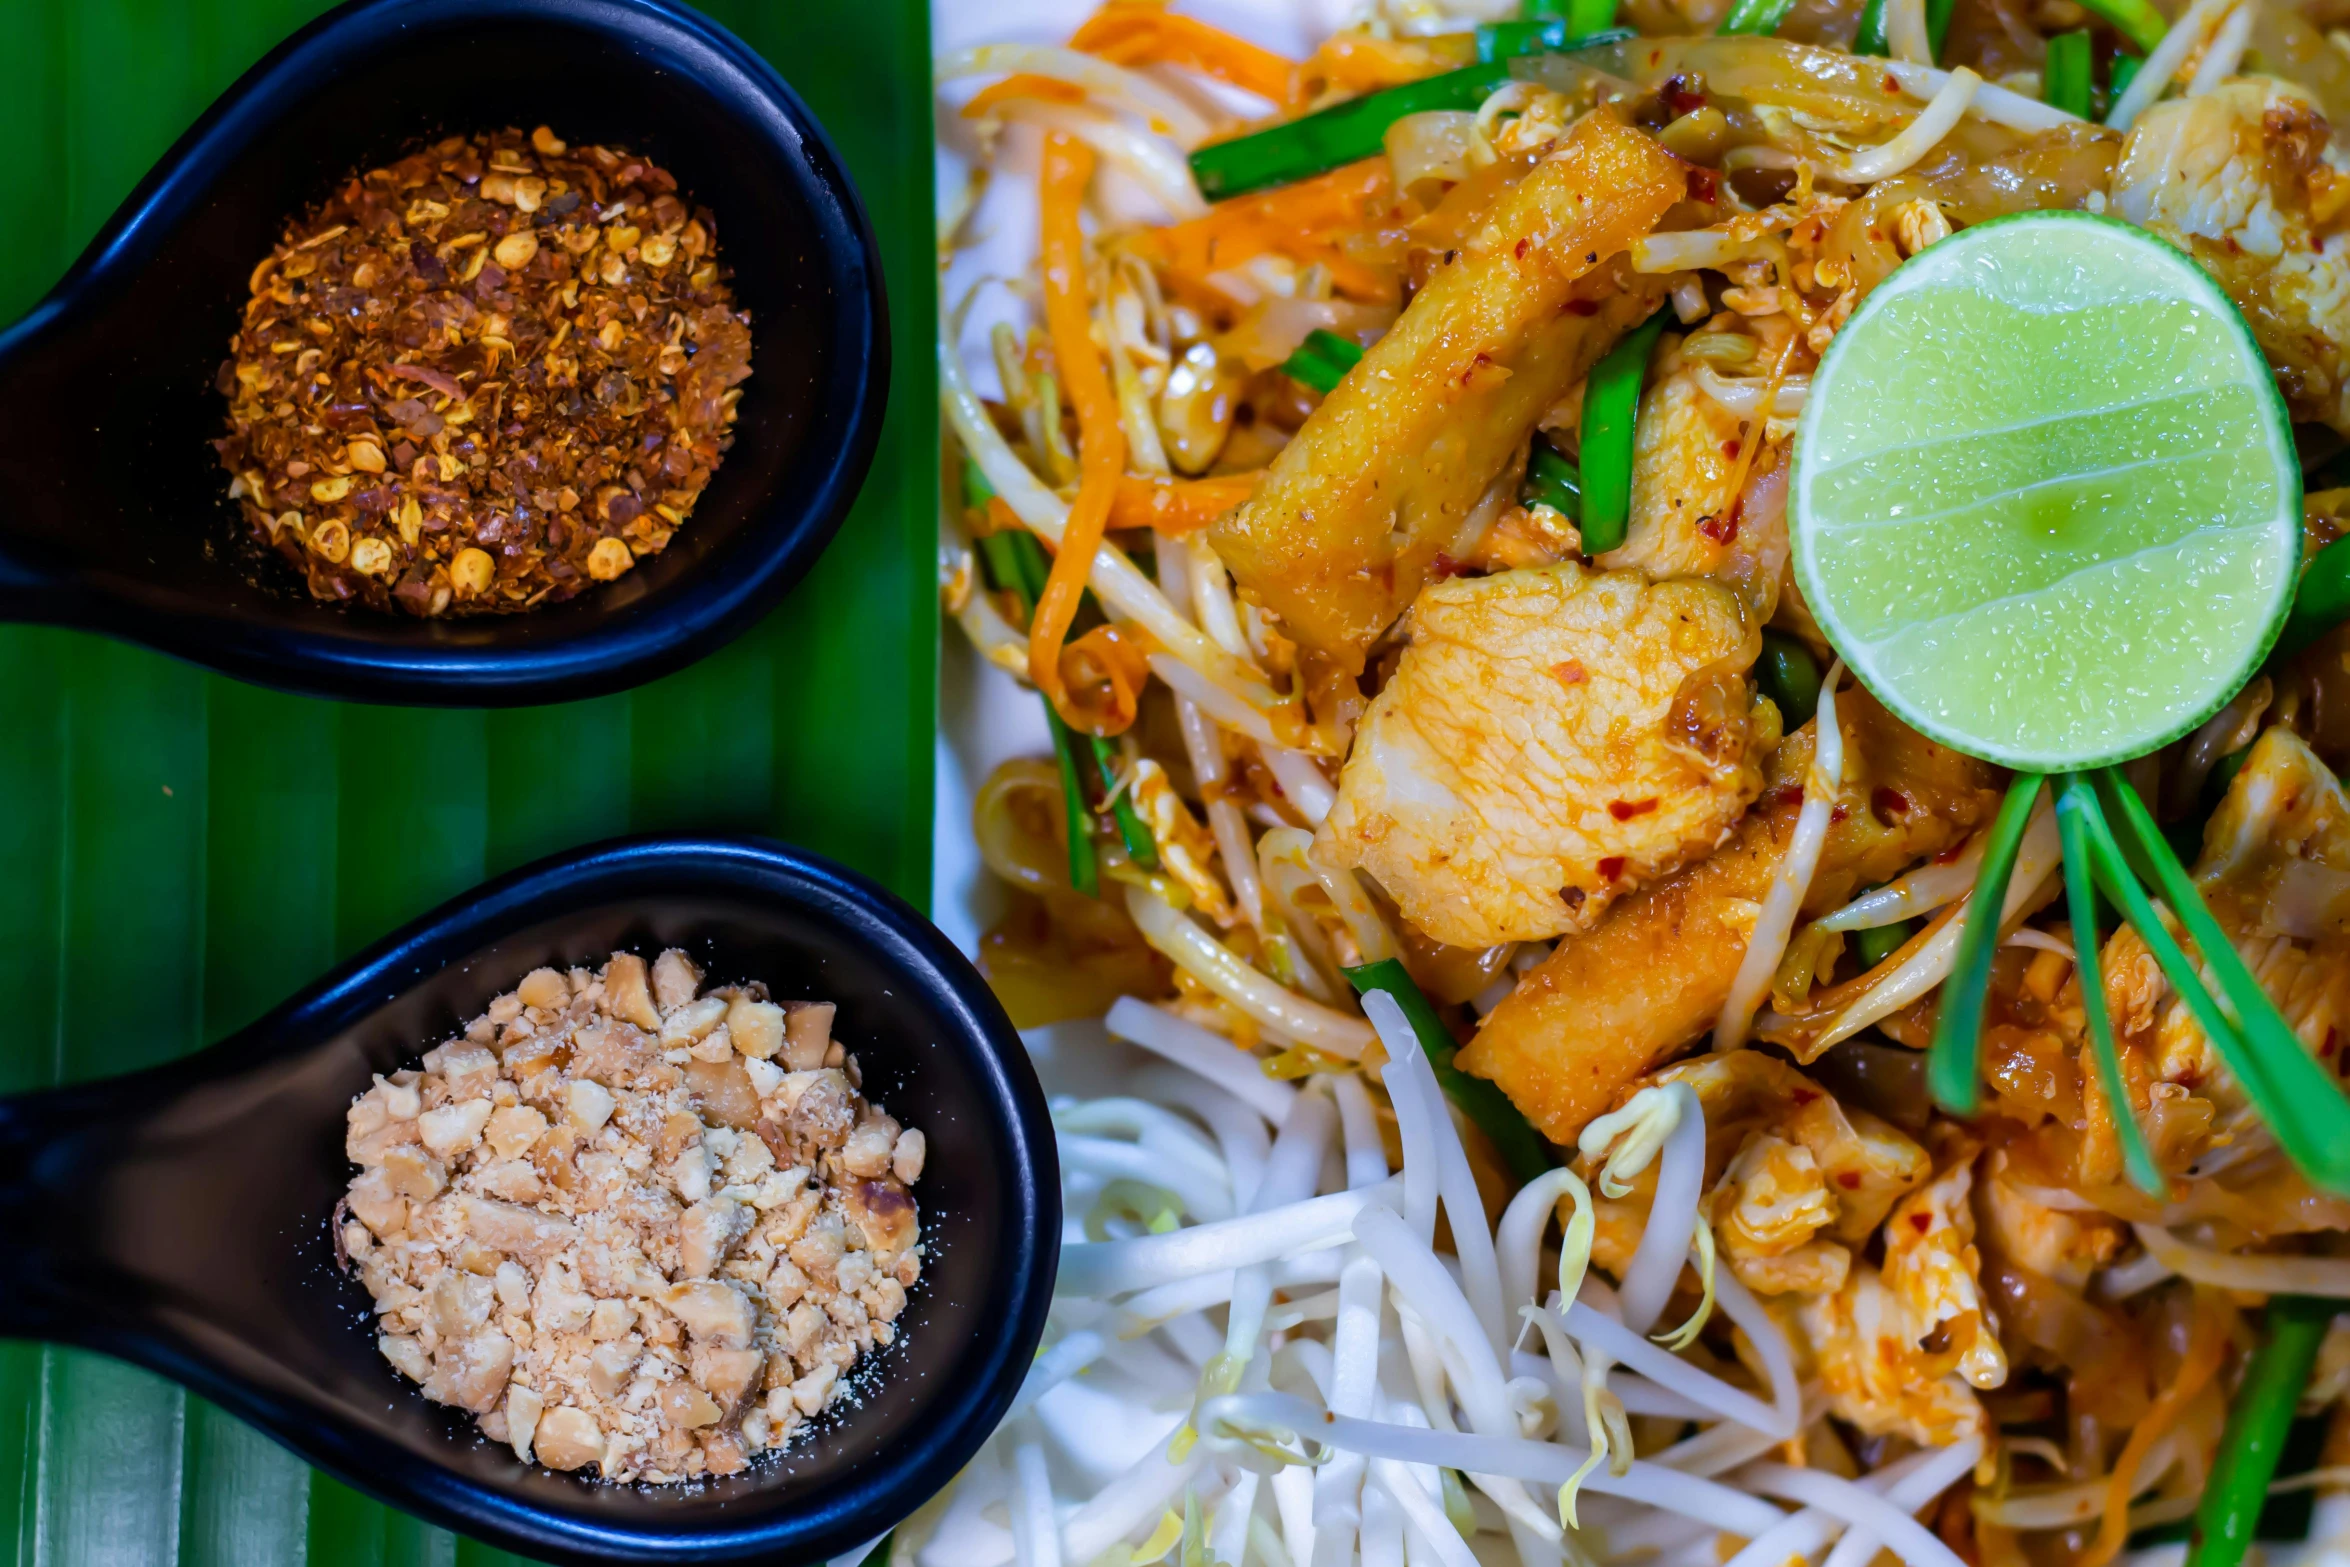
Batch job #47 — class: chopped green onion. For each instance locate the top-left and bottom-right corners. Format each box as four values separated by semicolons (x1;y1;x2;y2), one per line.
1191;63;1513;200
1928;772;2044;1114
2279;535;2350;656
1280;328;1365;395
1718;0;1799;37
2055;777;2166;1196
1927;0;1956;55
2044;30;2093;118
1854;0;1891;56
1576;308;1668;556
1092;735;1161;870
1522;438;1583;518
1345;958;1555;1184
1853;917;1918;969
2081;0;2169;55
1757;631;1824;728
967;464;1103;898
1522;0;1568;16
2107;51;2144;111
2189;1297;2337;1567
1477;19;1636;58
2091;769;2350;1193
1566;0;1623;38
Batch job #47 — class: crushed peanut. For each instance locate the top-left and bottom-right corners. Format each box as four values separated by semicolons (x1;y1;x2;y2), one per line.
217;128;751;618
338;949;923;1484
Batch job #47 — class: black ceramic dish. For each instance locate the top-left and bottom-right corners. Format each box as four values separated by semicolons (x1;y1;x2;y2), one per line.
0;0;886;707
0;837;1056;1565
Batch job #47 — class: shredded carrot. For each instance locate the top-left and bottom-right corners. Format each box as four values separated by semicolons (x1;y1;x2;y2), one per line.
1111;472;1259;535
1031;132;1128;728
963;73;1091;118
2084;1289;2232;1567
1059;624;1154;734
1125;157;1399;305
1072;2;1296;103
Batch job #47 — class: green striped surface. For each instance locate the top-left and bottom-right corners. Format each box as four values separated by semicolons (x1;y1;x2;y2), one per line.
0;2;937;1561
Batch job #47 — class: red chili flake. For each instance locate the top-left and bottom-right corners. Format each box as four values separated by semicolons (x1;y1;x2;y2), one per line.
1597;856;1626;881
1791;1086;1819;1105
1698;500;1742;545
1934;837;1970;864
1609;797;1660;821
1835;1170;1862;1190
1883;72;1901;93
1773;784;1806;809
1871;786;1912;824
1562;297;1601;316
1430;552;1463;579
1722;438;1741;459
1515;237;1531;259
1909;1211;1934;1234
2326;1026;2342;1059
1552;658;1589;687
1661;73;1707;116
1687;167;1719;204
1830;804;1851;824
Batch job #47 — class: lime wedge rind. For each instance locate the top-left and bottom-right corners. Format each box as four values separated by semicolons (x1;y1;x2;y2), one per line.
1791;210;2300;774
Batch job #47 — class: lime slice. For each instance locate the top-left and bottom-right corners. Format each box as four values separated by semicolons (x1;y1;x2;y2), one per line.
1791;211;2301;772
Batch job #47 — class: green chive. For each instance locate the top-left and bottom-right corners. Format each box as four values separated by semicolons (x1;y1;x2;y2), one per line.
1719;0;1799;36
1523;438;1583;518
1566;0;1622;38
2044;30;2093;118
2106;51;2144;115
1927;0;1956;54
1854;917;1918;970
2056;777;2166;1196
1522;0;1568;16
1757;631;1824;729
1191;63;1514;201
1280;329;1365;395
2081;0;2168;55
1928;772;2044;1114
2189;1297;2338;1567
1855;0;1891;56
1577;308;1668;556
2092;770;2350;1193
1345;958;1555;1184
1477;19;1636;58
1092;734;1160;871
2279;535;2350;657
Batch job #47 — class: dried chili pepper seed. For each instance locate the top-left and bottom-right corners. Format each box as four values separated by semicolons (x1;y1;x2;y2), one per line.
214;127;752;617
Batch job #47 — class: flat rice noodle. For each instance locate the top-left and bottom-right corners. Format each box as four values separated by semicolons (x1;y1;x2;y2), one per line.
1458;688;1999;1142
1208;112;1685;673
1574;35;1915;128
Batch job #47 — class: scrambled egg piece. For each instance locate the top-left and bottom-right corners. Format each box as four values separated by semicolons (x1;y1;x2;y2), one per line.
1976;1150;2122;1291
1783;1151;2004;1450
1461;688;2002;1139
2112;78;2350;432
1598;361;1789;622
1320;563;1771;948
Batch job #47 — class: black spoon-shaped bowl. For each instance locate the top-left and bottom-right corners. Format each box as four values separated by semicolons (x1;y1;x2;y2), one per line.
0;0;886;706
0;836;1056;1564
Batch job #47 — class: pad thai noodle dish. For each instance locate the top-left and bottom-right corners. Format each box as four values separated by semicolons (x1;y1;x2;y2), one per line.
929;0;2350;1561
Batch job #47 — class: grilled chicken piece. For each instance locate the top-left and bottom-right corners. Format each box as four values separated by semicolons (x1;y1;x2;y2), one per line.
2111;78;2350;433
1458;688;2001;1142
1598;362;1791;621
1209;112;1686;671
1320;563;1771;948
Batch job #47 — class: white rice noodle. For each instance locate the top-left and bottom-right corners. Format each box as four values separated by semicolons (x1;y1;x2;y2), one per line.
1122;886;1378;1057
2004;928;2074;955
1694;366;1809;418
940;320;1292;731
2134;1223;2350;1297
1364;991;1511;1358
1011;1442;1063;1567
1717;660;1847;1051
1615;1083;1705;1335
1879;59;2084;128
1106;998;1302;1122
1056;1178;1401;1297
1386;110;1478;189
1815;834;1985;931
1884;0;1933;63
990;100;1208;221
2187;0;2254;93
1201;1393;1792;1538
1261;744;1338;827
1826;70;1979;182
935;44;1212;146
1971;1434;2181;1529
2107;0;2236;130
1743;1458;1978;1567
1788;790;2060;1051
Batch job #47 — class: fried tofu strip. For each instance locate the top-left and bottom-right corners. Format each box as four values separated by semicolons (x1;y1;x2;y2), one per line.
1208;113;1687;671
1457;688;2001;1142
